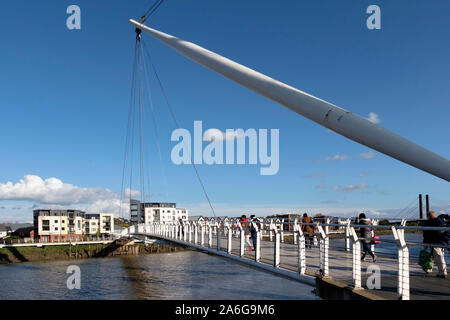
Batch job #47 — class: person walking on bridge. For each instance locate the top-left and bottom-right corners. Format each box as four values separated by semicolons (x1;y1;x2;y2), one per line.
301;213;315;249
250;215;258;252
239;215;253;252
358;213;376;263
422;211;448;278
178;217;185;238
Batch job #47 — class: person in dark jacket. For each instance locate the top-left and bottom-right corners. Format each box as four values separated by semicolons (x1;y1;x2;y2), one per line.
250;215;258;251
301;213;315;249
422;211;447;278
358;213;376;263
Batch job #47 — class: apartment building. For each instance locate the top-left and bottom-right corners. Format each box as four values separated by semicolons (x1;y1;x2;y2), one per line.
130;200;188;225
33;210;115;243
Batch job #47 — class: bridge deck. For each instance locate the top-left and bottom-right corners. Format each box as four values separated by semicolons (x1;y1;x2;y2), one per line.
141;233;449;300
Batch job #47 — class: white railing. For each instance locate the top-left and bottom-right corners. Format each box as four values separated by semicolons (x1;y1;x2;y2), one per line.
122;217;450;300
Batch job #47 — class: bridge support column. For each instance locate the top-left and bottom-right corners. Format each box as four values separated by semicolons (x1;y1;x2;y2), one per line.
393;223;410;300
350;226;362;288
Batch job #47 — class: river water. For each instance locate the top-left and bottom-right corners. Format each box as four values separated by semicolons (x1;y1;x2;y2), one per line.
0;251;319;300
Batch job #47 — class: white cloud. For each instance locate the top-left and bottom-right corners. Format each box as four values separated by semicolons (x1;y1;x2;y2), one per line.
367;112;381;124
360;151;375;159
0;175;140;219
324;154;349;161
333;183;368;192
0;175;118;204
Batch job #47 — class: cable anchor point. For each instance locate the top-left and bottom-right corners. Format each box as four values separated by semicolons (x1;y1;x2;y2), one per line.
135;16;146;41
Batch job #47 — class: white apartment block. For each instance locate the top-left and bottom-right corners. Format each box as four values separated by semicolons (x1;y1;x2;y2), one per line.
130;200;188;225
33;210;115;243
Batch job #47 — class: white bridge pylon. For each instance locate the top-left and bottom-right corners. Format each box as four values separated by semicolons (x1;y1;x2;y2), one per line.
130;19;450;182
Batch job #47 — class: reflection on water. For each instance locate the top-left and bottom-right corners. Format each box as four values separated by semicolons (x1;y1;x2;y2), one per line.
0;251;319;300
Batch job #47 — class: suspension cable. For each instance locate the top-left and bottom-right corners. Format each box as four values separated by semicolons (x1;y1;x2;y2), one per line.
119;41;139;219
141;38;217;217
142;0;165;21
139;43;170;200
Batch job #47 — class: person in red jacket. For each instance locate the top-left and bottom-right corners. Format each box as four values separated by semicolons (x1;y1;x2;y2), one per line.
239;215;252;252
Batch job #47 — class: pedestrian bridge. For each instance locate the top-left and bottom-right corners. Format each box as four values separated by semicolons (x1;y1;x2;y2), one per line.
121;218;450;300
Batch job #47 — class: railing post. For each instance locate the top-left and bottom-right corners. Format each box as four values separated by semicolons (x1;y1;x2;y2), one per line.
293;218;298;245
370;219;376;255
216;223;221;251
350;226;361;288
194;222;198;244
269;219;273;242
392;222;410;300
226;223;232;254
239;224;245;257
200;222;205;246
259;219;264;244
317;222;329;277
188;222;192;243
295;222;306;274
272;221;280;268
345;219;351;252
280;219;285;243
255;223;261;263
208;223;212;248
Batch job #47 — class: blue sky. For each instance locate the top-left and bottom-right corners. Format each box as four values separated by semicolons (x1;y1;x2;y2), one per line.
0;0;449;222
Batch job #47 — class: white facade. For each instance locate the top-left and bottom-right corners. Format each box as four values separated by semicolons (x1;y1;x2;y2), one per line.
38;215;83;237
144;207;188;225
99;213;114;234
34;210;115;242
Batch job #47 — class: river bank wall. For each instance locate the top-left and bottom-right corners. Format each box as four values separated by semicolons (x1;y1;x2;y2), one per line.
0;241;187;264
